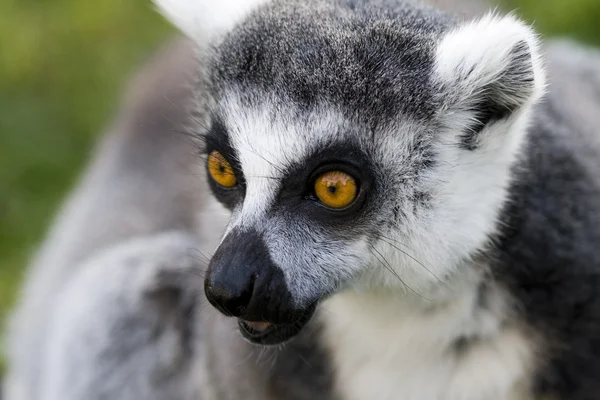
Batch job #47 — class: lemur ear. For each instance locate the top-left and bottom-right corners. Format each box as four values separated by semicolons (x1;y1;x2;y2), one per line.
154;0;269;42
434;13;545;143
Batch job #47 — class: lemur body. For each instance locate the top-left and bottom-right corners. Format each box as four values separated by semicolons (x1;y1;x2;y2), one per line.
5;1;600;399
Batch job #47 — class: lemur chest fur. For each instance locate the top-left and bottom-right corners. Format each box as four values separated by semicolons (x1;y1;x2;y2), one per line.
321;271;537;400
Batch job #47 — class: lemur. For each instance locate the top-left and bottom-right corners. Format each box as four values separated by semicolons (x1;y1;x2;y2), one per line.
4;0;600;399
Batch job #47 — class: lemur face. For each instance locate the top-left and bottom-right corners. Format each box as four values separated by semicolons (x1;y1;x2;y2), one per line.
157;0;544;345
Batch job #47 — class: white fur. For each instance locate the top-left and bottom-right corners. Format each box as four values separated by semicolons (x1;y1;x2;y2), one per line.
154;0;269;42
322;268;537;400
358;12;549;294
218;94;347;229
370;116;531;293
435;12;545;103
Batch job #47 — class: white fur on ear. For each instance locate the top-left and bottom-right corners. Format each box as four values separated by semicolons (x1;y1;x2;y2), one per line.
154;0;270;42
435;12;546;111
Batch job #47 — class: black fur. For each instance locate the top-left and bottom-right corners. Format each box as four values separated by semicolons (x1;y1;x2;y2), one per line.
203;314;338;400
489;90;600;399
265;322;340;400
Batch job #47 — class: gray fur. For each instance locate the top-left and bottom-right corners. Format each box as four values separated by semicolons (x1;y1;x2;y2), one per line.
38;232;205;400
3;38;212;399
210;0;452;123
5;0;600;399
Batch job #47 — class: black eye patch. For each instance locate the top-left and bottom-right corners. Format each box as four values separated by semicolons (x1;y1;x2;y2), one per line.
272;141;377;226
203;116;245;210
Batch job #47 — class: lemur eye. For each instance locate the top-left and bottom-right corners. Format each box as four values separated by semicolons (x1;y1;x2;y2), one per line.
314;171;357;209
208;150;237;188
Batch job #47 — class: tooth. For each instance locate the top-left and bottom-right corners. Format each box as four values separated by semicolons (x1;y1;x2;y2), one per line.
244;321;272;332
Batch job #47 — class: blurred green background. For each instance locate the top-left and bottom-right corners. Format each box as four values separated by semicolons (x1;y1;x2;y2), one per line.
0;0;599;371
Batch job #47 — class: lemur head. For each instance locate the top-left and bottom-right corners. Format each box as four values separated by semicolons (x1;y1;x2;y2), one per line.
156;0;545;345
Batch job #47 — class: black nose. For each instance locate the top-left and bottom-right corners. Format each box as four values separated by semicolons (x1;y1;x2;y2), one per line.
204;228;293;322
204;255;255;317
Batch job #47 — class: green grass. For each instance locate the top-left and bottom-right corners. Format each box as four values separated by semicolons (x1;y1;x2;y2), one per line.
0;0;172;362
504;0;600;46
0;0;599;372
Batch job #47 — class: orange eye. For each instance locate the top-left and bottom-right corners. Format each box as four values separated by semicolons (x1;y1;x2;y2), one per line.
208;150;237;188
314;171;358;209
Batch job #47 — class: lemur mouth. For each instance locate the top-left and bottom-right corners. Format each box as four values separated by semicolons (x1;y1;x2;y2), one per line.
238;307;316;345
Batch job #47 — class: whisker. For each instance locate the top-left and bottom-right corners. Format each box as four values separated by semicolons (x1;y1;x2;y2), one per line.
369;245;431;301
256;345;269;365
162;95;209;131
165;124;207;155
235;348;256;367
244;142;287;174
376;235;446;286
298;353;314;371
267;348;279;372
368;245;407;289
244;175;281;180
186;247;213;264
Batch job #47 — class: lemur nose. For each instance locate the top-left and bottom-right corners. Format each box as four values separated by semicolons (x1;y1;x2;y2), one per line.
204;227;293;322
205;262;255;317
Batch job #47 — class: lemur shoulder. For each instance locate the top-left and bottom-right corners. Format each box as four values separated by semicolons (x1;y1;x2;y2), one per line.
5;0;600;399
